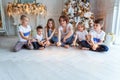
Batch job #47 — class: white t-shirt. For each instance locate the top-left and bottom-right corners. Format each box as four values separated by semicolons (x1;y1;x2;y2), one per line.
59;23;73;38
18;25;31;42
34;34;43;41
89;30;105;43
76;30;88;41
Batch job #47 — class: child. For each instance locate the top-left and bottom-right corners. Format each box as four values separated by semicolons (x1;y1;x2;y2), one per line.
13;15;33;52
32;25;48;50
45;18;58;45
73;22;89;50
89;18;109;52
57;15;74;48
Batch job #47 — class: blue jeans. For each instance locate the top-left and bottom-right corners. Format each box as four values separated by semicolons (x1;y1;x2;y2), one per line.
48;30;58;43
78;40;109;52
93;45;109;52
32;42;44;49
61;35;74;47
78;40;91;48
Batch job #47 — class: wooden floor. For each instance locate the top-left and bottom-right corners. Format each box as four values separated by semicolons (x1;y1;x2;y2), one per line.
0;45;120;80
0;36;120;80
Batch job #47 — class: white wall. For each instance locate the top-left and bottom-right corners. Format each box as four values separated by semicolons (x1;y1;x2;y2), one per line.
91;0;118;33
36;0;64;29
2;0;15;35
90;0;120;45
2;0;64;35
2;0;119;35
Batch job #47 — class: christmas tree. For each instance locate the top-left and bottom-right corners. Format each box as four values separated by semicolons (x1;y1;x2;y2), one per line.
62;0;94;29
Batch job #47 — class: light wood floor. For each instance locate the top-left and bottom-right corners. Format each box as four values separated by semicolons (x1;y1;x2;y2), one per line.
0;36;120;80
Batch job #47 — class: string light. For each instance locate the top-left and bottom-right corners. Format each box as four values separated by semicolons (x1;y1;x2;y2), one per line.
7;2;47;17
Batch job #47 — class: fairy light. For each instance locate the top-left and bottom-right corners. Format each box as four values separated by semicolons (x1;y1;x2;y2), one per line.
7;2;47;17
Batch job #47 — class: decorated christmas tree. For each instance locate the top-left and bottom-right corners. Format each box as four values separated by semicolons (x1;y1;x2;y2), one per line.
62;0;94;29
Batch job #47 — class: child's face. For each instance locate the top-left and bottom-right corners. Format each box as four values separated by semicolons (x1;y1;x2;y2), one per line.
48;21;53;28
37;29;43;35
59;18;67;27
77;25;84;32
94;23;102;31
21;18;29;26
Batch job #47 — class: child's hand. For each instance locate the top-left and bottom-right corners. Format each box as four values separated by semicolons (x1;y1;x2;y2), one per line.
45;41;50;46
57;42;61;47
42;40;48;46
92;44;98;50
41;42;44;46
45;38;48;41
72;41;76;47
37;39;40;42
63;38;66;42
46;38;50;41
42;41;47;46
28;40;32;46
43;41;47;45
38;40;44;46
31;39;37;42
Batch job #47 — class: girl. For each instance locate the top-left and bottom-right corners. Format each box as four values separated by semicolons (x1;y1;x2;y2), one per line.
13;15;33;52
57;15;74;48
73;22;89;50
45;18;58;46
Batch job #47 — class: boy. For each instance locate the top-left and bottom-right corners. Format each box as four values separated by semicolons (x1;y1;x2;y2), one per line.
32;25;49;50
89;18;109;52
13;15;33;52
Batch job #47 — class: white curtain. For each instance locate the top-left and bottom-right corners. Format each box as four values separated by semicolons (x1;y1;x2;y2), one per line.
112;0;120;45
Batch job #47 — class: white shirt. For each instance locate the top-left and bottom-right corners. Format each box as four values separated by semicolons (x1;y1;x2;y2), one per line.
59;23;73;38
89;30;105;43
34;34;43;41
76;30;88;41
18;25;31;42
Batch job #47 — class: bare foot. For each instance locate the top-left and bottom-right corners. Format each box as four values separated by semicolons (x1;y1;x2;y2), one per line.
72;45;76;48
56;42;61;47
64;45;70;48
46;41;51;46
50;43;55;46
92;45;98;50
39;47;45;50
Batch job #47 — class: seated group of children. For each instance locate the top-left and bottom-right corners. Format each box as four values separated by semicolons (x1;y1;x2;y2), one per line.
13;15;109;52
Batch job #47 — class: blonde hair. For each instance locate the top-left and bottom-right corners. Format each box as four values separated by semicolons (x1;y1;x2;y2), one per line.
20;15;28;20
77;22;86;30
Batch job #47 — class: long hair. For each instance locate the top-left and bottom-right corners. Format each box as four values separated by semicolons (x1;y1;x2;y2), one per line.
46;18;55;31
